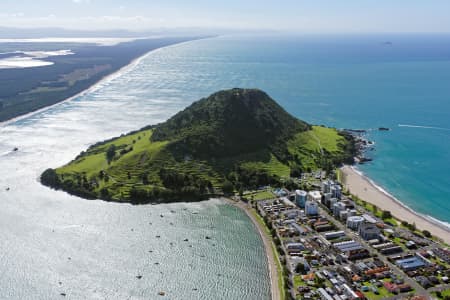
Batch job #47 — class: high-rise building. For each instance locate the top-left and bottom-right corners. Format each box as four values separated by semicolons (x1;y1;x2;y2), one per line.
305;200;319;216
295;190;307;208
307;190;322;202
359;222;380;240
346;215;365;230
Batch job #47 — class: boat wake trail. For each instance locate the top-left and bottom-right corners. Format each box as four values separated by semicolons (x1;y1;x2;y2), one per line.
398;124;450;131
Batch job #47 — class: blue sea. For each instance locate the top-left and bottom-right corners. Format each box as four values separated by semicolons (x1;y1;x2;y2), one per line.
1;34;450;298
137;34;450;226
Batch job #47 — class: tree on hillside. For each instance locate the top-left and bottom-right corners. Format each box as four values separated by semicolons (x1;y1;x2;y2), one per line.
290;165;303;178
238;187;244;197
142;172;149;185
221;180;234;195
41;168;61;188
106;144;116;163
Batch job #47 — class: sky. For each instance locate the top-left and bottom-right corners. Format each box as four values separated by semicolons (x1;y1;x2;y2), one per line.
1;0;450;33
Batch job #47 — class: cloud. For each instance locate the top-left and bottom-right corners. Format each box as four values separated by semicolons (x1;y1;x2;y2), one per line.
0;12;25;18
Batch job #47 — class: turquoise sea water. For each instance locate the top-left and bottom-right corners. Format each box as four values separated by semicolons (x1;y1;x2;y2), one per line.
1;34;450;298
0;39;273;299
134;34;449;226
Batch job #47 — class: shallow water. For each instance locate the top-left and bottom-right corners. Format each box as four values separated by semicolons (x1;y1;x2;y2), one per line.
2;33;450;298
0;41;270;299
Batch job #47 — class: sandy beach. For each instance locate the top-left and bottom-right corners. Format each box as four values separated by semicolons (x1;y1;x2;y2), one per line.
0;38;200;127
224;198;281;300
341;165;450;244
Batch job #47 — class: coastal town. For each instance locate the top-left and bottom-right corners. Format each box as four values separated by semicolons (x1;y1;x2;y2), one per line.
236;170;450;300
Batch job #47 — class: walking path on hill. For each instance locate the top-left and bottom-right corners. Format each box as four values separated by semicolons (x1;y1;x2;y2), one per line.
311;132;324;155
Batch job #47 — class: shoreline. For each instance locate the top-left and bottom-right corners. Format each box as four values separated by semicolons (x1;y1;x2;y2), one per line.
0;38;206;127
223;198;281;300
340;165;450;244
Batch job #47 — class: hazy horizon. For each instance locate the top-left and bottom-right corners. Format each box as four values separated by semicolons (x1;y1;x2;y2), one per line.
1;1;450;34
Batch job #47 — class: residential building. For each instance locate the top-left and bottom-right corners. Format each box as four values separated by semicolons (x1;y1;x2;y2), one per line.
362;213;377;224
307;190;322;202
333;202;346;217
329;197;338;209
358;222;380;240
305;200;319;216
330;185;342;199
323;192;332;206
317;288;334;300
321;180;333;193
339;210;349;220
395;256;427;271
347;216;364;231
325;231;346;240
295;190;307;208
333;240;363;252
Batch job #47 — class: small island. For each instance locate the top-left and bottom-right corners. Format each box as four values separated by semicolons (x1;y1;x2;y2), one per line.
41;88;357;203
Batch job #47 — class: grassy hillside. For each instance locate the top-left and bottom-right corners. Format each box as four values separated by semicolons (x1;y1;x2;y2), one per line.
287;126;354;171
151;88;310;161
41;89;356;203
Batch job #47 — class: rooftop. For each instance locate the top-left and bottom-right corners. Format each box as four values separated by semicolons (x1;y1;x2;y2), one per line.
333;240;363;252
395;256;426;270
308;190;322;199
362;214;377;224
295;190;307;196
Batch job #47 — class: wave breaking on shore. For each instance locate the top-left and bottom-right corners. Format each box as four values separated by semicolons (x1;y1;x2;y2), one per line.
349;165;450;231
342;165;450;244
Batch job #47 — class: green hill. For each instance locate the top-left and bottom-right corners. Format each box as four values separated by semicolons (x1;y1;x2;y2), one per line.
41;88;356;203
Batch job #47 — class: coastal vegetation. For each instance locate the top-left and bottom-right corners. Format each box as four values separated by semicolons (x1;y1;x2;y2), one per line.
250;208;287;300
0;37;196;122
41;88;357;203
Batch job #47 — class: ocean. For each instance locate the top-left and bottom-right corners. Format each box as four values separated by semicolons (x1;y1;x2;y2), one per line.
1;34;450;298
119;33;450;227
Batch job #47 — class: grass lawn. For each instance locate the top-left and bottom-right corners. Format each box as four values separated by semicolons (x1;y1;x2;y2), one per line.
240;153;290;178
52;114;352;202
245;190;276;201
392;236;405;244
287;126;347;170
371;210;399;226
433;288;450;299
293;275;307;288
346;194;401;227
293;275;314;300
55;128;227;199
361;281;395;300
336;168;343;183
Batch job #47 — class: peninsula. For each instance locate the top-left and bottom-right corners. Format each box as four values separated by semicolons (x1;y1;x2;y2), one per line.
0;36;201;122
40;88;450;300
41;88;357;203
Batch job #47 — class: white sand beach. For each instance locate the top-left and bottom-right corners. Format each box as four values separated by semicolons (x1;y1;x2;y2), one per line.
341;165;450;244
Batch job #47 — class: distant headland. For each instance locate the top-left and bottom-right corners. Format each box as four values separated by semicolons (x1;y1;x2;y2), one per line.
0;36;204;122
